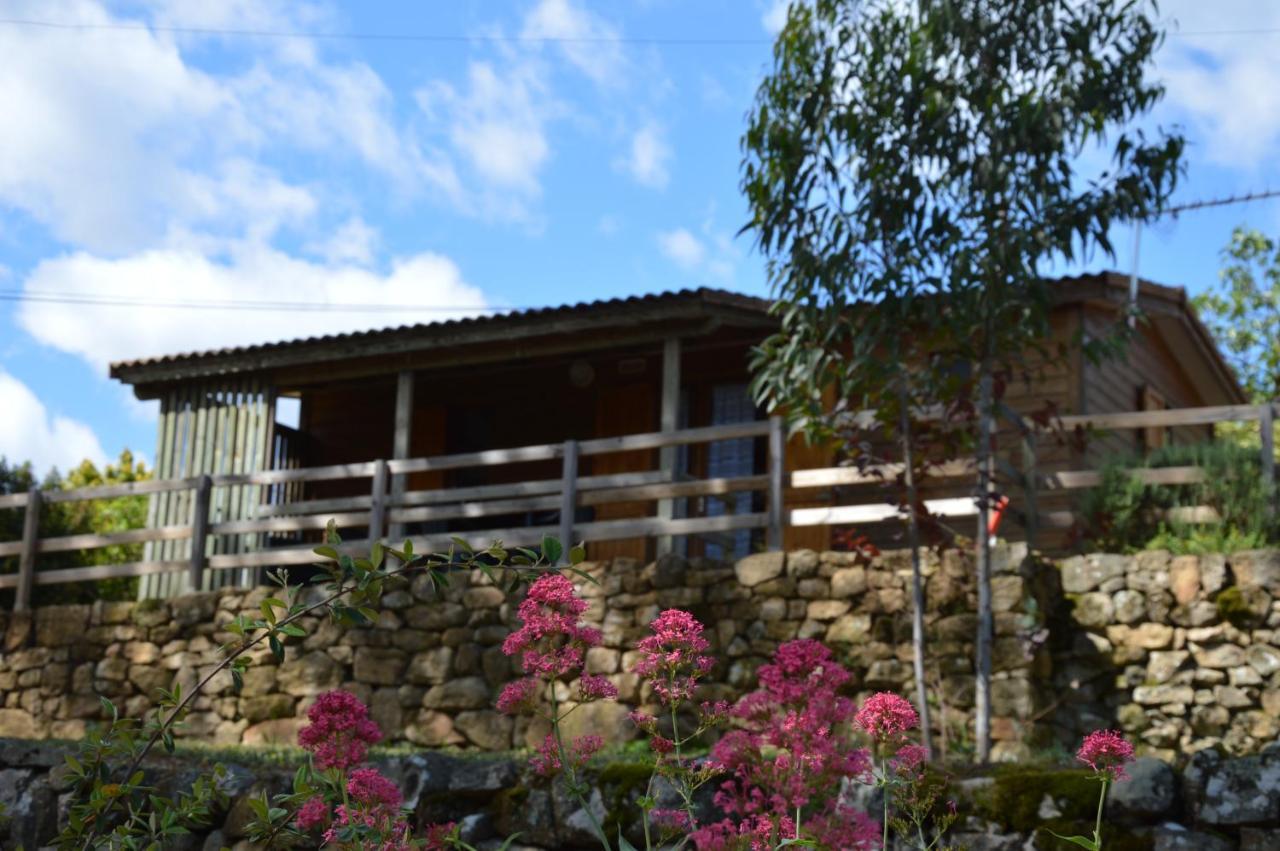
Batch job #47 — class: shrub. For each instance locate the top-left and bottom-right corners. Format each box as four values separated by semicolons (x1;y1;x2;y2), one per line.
1078;441;1277;554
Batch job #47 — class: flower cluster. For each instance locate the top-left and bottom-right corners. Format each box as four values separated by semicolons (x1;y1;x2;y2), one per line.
632;608;716;704
501;573;602;678
297;689;383;771
292;691;456;850
855;691;920;749
1076;729;1136;781
498;574;614;784
529;732;605;777
700;639;876;850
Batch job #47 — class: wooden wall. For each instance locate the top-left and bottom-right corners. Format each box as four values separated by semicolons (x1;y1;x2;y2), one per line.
141;381;274;598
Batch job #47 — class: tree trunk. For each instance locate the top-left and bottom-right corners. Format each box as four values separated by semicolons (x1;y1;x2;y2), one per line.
974;365;994;763
897;387;934;760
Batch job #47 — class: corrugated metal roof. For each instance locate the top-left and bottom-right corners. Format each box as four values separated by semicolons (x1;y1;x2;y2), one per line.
108;286;771;377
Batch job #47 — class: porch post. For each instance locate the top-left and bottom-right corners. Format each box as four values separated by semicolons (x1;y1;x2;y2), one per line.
388;370;414;542
656;337;681;555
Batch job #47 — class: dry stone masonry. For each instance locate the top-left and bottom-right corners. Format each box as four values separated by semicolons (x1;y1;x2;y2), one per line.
1052;550;1280;759
0;546;1276;762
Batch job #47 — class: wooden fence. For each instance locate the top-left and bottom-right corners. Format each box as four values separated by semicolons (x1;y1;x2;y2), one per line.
0;403;1275;611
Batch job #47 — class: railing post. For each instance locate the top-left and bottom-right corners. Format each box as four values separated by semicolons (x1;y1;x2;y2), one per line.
767;415;785;551
1261;404;1275;517
15;489;41;612
559;440;579;563
188;475;213;592
369;459;389;543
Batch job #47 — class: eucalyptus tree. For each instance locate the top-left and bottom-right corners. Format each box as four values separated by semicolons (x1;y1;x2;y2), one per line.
743;0;1182;761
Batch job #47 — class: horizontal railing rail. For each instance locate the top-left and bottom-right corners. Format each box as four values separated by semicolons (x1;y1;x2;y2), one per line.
2;403;1275;609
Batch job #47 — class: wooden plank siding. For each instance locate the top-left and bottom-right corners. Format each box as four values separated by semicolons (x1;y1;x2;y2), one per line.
1080;307;1215;463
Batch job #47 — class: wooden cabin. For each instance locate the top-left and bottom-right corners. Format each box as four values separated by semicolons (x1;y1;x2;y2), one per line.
109;272;1243;595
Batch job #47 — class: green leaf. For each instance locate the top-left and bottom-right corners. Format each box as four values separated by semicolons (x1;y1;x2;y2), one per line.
569;544;586;565
370;541;384;568
1046;830;1099;851
541;535;563;564
617;831;640;851
268;634;284;663
313;545;339;560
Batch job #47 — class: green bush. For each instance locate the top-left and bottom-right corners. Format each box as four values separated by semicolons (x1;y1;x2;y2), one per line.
1078;441;1277;554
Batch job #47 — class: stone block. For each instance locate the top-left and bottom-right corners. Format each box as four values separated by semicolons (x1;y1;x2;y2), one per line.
423;677;491;710
353;648;406;686
1061;554;1128;593
734;552;785;588
454;710;514;750
406;647;454;685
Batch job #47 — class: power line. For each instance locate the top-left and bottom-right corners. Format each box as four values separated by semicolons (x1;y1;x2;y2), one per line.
0;17;771;46
0;15;1270;45
0;289;516;314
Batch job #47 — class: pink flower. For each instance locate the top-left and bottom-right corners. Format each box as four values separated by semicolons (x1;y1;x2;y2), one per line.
297;690;383;771
496;678;540;715
423;822;458;850
651;808;692;831
890;743;929;774
854;692;919;743
628;710;658;733
633;609;715;705
579;674;619;702
501;573;600;680
347;768;402;809
295;796;329;831
528;732;604;776
1077;730;1135;781
650;735;675;755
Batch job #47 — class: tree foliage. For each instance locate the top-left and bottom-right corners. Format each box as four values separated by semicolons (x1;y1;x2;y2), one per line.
742;0;1184;762
0;449;150;604
1194;226;1280;404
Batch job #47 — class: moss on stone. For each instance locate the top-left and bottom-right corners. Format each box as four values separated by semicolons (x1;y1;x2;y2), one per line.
1214;586;1262;627
597;757;656;842
962;766;1157;851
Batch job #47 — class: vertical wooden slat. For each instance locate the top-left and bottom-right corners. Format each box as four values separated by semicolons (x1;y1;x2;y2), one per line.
15;489;41;612
207;384;231;580
389;371;414;542
369;459;389;542
559;439;579;562
160;386;196;597
766;415;785;551
655;338;681;556
141;390;177;599
188;475;213;592
224;380;251;564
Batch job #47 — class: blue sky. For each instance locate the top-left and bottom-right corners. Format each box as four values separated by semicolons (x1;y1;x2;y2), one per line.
1;0;1279;476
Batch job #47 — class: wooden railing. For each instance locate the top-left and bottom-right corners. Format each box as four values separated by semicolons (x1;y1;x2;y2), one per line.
1;403;1275;610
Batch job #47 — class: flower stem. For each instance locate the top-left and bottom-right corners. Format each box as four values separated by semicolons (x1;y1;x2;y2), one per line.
1094;779;1108;850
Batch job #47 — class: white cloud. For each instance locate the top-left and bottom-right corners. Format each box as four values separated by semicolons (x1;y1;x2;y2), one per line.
657;229;707;270
619;123;672;189
658;209;741;282
0;371;108;474
521;0;626;87
17;245;491;370
762;0;791;33
0;0;458;251
310;217;380;266
1155;3;1280;168
418;61;553;203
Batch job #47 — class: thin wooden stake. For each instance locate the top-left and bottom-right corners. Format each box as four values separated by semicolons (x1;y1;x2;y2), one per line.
559;440;579;563
1261;403;1275;518
188;475;213;593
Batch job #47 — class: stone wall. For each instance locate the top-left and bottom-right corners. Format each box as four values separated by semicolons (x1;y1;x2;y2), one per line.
0;547;1276;761
0;546;1044;755
1051;550;1280;759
